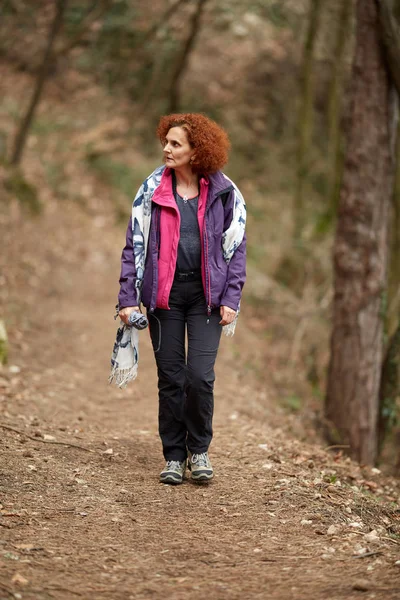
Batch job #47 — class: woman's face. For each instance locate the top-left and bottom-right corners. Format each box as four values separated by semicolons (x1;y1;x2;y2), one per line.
163;126;195;169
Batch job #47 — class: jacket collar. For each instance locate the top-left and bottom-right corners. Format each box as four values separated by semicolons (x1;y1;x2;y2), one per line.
151;167;178;208
206;170;234;200
151;167;232;207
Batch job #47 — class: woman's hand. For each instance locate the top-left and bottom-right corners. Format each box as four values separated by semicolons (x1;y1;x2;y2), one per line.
118;306;140;325
219;305;237;326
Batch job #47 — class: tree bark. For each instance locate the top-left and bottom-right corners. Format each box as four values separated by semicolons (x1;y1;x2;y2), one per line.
294;0;323;241
168;0;208;114
10;0;67;166
325;0;397;464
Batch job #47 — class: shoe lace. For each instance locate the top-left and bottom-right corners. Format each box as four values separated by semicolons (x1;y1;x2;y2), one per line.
191;453;209;466
166;460;183;470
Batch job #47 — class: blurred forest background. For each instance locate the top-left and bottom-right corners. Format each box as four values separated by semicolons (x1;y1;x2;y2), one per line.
1;0;400;470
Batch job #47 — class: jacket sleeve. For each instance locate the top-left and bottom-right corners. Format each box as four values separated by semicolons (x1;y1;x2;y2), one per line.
220;188;246;311
118;215;138;308
220;232;246;311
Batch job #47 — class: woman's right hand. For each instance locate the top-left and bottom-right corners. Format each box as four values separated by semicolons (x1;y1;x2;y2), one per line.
118;306;140;325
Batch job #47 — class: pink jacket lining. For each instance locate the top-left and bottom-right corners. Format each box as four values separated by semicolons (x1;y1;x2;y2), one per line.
151;168;209;309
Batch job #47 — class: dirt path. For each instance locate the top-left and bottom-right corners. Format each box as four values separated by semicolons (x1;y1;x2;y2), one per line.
1;207;400;600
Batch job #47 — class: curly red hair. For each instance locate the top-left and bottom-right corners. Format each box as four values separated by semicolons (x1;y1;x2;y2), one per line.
157;113;230;174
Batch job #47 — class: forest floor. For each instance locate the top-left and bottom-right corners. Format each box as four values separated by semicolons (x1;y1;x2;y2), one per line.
0;197;400;600
0;64;400;600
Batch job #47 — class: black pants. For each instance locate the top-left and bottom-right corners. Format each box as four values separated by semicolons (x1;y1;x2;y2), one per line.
148;276;222;461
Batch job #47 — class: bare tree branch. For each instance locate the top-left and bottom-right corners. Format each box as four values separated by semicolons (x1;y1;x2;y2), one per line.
141;0;190;47
55;0;111;59
10;0;68;165
168;0;208;113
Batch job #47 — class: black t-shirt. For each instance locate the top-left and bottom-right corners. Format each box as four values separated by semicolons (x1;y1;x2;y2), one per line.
174;190;201;272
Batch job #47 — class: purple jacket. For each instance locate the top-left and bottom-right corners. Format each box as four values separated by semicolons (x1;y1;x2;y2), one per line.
118;169;246;313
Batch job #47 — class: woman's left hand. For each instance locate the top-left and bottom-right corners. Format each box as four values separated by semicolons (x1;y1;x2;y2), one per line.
219;305;237;326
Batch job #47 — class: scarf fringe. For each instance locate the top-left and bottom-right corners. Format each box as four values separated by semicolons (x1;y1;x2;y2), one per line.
108;364;138;389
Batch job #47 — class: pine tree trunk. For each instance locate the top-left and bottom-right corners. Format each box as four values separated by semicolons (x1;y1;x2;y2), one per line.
325;0;397;464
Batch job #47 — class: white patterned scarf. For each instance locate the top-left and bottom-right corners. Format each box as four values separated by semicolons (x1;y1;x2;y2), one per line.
109;167;246;388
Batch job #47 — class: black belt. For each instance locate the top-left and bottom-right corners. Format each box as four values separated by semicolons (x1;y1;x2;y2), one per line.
174;269;201;282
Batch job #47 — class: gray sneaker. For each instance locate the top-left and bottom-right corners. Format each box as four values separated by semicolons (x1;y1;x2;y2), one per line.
159;460;186;484
188;452;213;481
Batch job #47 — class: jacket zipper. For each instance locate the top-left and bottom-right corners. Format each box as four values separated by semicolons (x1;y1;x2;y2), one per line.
204;219;212;316
204;215;211;323
149;206;161;313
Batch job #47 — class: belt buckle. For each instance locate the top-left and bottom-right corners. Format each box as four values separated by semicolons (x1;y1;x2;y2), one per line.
176;270;198;281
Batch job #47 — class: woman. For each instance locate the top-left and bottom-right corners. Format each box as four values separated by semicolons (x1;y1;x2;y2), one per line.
117;113;246;484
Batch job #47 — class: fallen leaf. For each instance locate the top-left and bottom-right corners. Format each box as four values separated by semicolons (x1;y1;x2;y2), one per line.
352;579;370;592
11;573;28;586
363;480;378;491
364;530;379;543
327;524;340;535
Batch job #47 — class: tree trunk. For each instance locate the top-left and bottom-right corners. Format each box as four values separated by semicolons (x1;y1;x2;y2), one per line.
377;1;400;460
325;0;397;464
10;0;67;166
379;1;400;338
168;0;208;114
378;322;400;456
377;0;400;94
327;0;353;217
387;120;400;339
294;0;323;241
